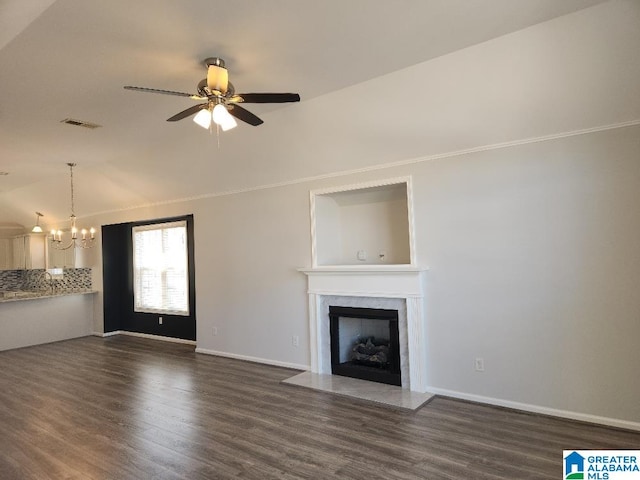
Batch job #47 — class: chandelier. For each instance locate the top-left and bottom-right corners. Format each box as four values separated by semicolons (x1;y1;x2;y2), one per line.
50;163;96;250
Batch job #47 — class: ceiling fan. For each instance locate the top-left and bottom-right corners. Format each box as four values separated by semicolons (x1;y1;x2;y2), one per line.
124;57;300;131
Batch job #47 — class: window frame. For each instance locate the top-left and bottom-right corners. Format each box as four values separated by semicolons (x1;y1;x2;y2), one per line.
132;220;190;316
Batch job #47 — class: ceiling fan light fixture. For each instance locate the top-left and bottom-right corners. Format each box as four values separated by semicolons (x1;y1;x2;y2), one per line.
193;108;212;129
206;60;228;94
220;116;237;132
212;104;237;131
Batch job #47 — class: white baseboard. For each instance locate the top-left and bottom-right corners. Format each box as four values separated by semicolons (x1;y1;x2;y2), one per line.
195;347;308;371
88;332;639;431
93;331;118;337
94;330;196;345
427;386;640;432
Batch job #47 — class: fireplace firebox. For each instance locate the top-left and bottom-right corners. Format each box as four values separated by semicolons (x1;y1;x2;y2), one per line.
329;306;401;386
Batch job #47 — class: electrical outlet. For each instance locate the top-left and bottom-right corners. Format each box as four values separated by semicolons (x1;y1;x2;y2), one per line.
159;316;163;325
292;335;299;347
475;357;485;372
213;327;218;336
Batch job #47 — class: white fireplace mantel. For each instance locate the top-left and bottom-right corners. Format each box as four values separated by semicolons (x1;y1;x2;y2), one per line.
297;265;426;298
299;265;429;393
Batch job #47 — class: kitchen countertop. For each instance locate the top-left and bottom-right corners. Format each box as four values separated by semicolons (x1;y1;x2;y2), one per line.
0;290;97;303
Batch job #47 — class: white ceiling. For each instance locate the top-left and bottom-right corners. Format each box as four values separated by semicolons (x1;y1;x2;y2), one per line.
2;0;637;230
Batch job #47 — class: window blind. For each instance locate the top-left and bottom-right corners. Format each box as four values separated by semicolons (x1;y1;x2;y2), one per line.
132;220;189;316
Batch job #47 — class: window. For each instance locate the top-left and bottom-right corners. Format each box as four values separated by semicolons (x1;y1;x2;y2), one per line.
132;220;189;316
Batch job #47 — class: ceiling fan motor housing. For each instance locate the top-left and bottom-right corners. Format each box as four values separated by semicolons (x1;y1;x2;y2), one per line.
204;57;225;68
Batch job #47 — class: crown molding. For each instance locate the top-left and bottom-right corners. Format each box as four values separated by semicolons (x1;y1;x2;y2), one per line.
84;118;640;220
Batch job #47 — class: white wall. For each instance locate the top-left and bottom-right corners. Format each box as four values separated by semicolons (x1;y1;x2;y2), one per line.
315;192;410;266
75;0;640;428
314;195;342;265
190;188;312;366
415;125;640;427
338;198;410;265
83;123;640;428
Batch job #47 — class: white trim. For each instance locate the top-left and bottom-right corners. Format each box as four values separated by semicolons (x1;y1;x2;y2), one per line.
406;297;427;392
301;268;426;299
307;289;423;299
406;177;417;266
76;119;640;221
94;330;196;345
195;347;308;371
309;190;318;268
428;386;640;432
93;331;118;337
308;176;415;268
308;293;320;374
298;265;427;273
309;176;413;197
132;219;186;233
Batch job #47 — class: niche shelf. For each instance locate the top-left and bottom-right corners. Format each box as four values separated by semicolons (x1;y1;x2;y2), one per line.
310;177;415;267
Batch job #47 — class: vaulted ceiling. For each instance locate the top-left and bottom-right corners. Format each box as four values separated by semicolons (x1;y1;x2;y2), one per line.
2;0;638;231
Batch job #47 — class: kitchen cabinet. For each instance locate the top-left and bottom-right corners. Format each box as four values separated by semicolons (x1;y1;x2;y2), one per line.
47;241;76;268
0;238;11;270
12;234;46;269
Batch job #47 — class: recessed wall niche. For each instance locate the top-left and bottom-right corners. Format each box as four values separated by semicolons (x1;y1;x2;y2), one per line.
311;177;415;267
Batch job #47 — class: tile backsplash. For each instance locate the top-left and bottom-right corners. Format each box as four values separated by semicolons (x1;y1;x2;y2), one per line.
0;270;23;291
0;268;92;292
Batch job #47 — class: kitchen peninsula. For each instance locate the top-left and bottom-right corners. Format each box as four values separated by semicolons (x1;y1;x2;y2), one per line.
0;290;96;351
0;268;96;351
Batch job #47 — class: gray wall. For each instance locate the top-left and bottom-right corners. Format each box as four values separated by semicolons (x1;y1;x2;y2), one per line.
85;123;640;428
76;0;640;429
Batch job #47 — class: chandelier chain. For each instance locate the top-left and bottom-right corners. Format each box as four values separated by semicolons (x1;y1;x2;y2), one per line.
68;162;76;217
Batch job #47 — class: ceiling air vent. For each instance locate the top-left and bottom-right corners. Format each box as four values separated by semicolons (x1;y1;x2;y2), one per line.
60;118;102;129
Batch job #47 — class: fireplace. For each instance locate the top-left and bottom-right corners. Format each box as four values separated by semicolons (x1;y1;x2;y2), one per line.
299;265;428;393
329;306;401;386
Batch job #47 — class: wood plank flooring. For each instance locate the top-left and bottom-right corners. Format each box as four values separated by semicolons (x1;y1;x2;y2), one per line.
0;335;637;479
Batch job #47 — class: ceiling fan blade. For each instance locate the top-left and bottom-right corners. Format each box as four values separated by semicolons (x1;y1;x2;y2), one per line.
124;85;203;99
228;105;263;126
167;103;208;122
234;93;300;104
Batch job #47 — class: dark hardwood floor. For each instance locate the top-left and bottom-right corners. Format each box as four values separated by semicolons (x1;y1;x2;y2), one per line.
0;336;637;479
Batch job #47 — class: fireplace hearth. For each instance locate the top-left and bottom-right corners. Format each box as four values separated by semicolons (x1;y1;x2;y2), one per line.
329;306;401;386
